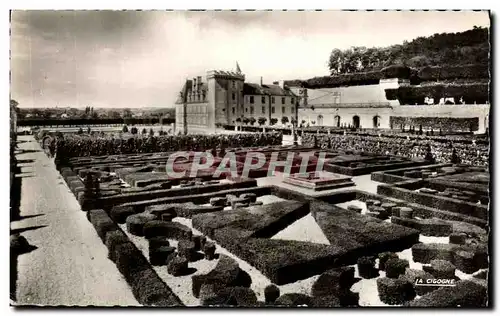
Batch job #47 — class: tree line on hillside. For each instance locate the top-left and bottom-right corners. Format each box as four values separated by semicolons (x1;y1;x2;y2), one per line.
328;26;489;75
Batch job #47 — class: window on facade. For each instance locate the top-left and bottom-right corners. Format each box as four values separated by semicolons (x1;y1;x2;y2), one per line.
262;106;265;114
245;108;248;113
291;98;295;104
282;106;285;113
282;97;285;104
232;107;235;115
272;97;275;104
261;96;265;103
232;93;235;101
232;81;236;89
250;107;254;114
271;107;275;114
250;96;254;104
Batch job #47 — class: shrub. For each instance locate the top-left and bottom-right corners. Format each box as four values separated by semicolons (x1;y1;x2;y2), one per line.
132;269;182;306
88;209;118;241
418;64;489;82
380;65;412;79
304;71;381;89
126;213;156;236
110;205;137;224
104;231;130;262
114;242;150;283
143;220;192;240
191;255;251;298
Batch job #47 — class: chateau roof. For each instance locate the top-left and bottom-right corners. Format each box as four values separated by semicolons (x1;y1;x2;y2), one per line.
243;83;296;97
213;70;242;77
175;79;208;104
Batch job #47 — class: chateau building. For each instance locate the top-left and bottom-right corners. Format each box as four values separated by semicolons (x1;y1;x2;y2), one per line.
175;66;489;134
175;67;298;133
290;77;489;133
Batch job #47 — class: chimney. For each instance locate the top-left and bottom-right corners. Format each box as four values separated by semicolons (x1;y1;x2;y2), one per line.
260;77;263;86
279;80;285;89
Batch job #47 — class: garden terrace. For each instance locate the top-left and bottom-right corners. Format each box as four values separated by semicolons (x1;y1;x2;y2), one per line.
286;64;489;89
191;191;421;285
54;138;489;306
377;178;488;221
389;117;479;133
97;178;258;211
301;133;489;167
115;186;273;214
66;170;488;306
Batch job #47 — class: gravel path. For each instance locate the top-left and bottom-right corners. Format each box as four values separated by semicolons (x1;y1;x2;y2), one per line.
12;135;139;306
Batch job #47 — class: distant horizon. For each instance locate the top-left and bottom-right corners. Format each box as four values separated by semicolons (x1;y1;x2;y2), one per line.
16;105;176;110
11;10;490;109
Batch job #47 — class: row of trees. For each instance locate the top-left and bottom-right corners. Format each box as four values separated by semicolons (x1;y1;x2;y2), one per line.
18;107;174;121
232;117;296;126
18;117;175;127
328;26;489;74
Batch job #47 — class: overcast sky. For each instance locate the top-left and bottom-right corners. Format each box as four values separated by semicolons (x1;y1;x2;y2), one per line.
11;10;490;108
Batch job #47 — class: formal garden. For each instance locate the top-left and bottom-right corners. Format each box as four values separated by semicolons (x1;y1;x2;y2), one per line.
27;129;489;307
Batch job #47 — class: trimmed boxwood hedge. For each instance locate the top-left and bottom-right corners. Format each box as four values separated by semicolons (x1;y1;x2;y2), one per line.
303;71;381;89
116;185;271;215
132;269;183;306
55;133;283;164
88;209;119;242
286;64;488;89
385;83;489;104
104;230;130;262
417;64;489;82
380;65;412;80
97;178;258;210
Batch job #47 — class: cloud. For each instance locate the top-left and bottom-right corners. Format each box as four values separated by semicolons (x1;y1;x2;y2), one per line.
10;10;490;108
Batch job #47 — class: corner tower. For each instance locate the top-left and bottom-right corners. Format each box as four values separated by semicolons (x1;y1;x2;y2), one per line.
206;70;245;130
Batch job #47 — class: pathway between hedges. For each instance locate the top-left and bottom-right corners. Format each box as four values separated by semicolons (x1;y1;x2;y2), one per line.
11;135;139;306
